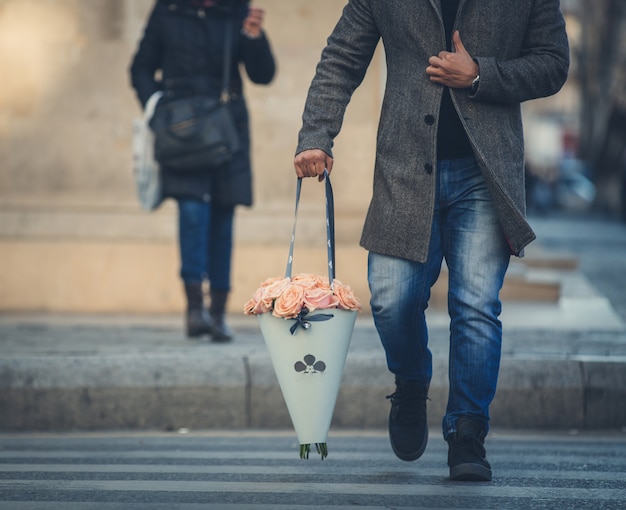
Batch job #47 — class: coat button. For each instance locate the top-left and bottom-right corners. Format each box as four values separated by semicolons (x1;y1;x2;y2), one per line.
424;163;433;174
424;114;435;125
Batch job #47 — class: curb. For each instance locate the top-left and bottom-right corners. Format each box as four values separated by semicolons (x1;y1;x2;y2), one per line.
2;348;625;432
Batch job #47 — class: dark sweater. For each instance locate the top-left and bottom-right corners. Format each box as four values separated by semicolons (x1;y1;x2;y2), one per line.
437;0;473;160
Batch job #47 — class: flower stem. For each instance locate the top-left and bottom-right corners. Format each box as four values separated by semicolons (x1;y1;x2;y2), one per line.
299;443;328;460
299;443;310;459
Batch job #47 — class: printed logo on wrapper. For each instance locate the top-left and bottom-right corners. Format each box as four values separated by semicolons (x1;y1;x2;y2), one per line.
295;354;326;374
244;274;361;459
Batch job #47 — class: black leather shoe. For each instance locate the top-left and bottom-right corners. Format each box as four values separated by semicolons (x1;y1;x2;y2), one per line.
387;378;429;461
447;416;492;481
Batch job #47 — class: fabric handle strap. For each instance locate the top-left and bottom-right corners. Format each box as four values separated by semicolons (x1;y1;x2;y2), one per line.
285;169;336;288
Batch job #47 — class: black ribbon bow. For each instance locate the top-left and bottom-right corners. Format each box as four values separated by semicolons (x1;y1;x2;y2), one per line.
289;308;334;335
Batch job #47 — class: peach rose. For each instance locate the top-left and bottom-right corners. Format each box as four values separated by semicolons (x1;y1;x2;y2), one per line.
259;277;291;309
243;277;290;315
333;279;362;311
272;282;304;318
259;276;290;295
243;287;261;315
315;275;331;288
303;286;339;311
291;273;324;290
317;276;330;289
243;287;272;315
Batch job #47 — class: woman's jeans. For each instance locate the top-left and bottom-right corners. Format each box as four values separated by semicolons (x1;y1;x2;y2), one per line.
368;157;511;439
177;198;234;291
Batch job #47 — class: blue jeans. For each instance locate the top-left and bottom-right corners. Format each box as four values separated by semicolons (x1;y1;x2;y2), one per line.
368;157;510;439
177;198;234;291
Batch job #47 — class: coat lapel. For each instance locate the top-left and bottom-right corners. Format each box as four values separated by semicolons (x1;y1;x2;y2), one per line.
427;0;441;17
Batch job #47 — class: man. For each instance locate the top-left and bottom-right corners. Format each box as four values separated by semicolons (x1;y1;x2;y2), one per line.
294;0;569;481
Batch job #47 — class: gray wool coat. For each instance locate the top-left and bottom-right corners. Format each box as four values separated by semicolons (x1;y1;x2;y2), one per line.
296;0;569;262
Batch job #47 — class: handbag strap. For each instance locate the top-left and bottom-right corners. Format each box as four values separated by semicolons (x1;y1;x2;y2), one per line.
220;19;233;104
144;91;163;122
285;169;336;289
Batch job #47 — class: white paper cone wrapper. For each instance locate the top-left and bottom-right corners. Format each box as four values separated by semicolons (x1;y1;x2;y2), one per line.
258;309;357;445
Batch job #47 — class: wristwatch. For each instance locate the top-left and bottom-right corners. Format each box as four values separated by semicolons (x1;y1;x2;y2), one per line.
470;74;480;94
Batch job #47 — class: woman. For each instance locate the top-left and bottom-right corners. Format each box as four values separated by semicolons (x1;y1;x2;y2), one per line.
130;0;275;341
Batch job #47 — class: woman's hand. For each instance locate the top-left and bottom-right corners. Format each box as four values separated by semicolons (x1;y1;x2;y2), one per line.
243;6;265;37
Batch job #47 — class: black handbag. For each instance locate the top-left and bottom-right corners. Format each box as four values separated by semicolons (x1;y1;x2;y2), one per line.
150;20;240;171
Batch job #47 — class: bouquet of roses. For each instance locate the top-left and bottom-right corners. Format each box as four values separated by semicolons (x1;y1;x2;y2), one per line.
244;273;361;459
244;273;361;322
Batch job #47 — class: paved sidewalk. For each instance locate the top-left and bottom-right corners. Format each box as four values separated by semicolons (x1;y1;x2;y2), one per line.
1;214;626;433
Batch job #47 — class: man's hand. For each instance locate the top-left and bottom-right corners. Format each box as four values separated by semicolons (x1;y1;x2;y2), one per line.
426;31;479;89
294;149;334;181
243;6;265;37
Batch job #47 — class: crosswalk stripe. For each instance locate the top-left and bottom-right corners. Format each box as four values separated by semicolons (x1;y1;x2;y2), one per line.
1;463;625;481
1;449;624;467
1;479;625;501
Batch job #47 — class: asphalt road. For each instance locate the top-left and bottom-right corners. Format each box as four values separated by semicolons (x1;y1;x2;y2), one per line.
0;429;625;509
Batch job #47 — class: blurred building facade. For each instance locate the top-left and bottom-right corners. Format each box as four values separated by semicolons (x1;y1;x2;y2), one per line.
576;0;626;220
0;0;580;313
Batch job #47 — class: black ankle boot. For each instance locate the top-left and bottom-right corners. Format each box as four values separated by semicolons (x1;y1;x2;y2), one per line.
184;281;213;338
386;377;429;461
209;289;233;342
447;416;492;481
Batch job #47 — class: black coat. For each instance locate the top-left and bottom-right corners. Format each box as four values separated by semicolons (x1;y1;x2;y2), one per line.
130;0;276;206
